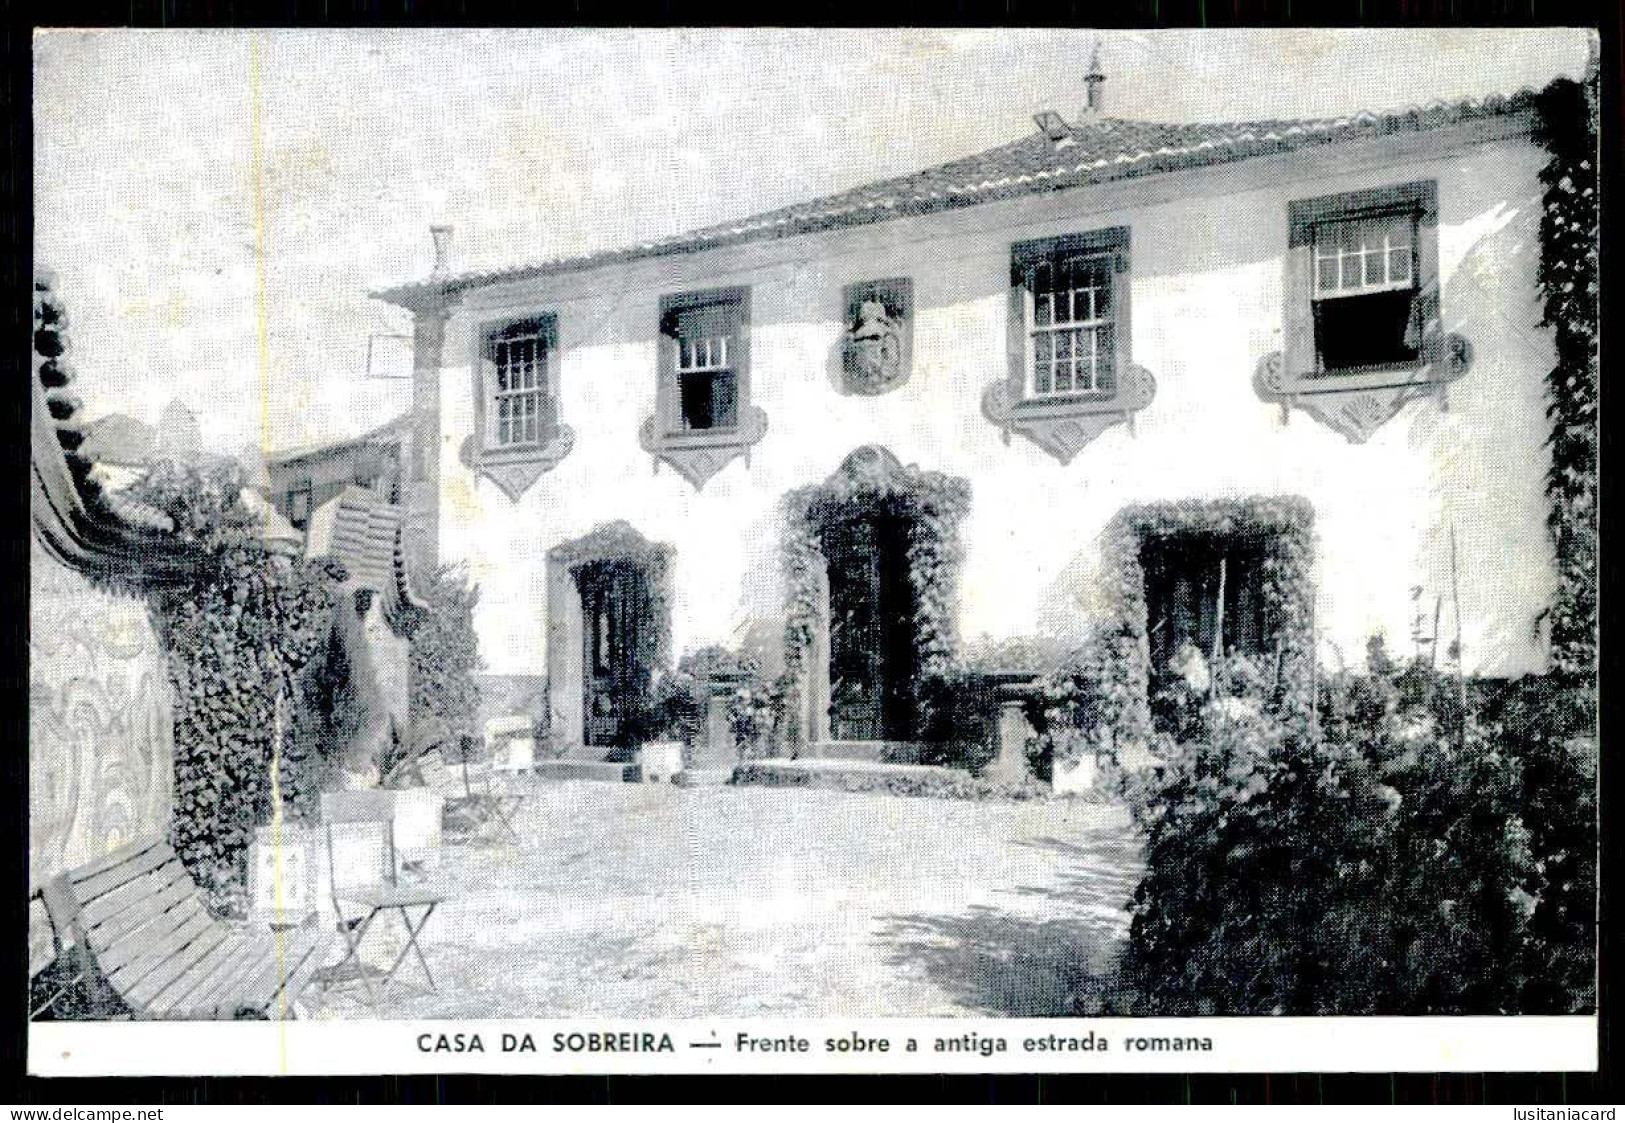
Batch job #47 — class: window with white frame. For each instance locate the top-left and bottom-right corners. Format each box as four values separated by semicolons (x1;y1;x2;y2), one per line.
1310;209;1422;371
485;317;558;448
1284;181;1437;378
1027;250;1117;398
1255;181;1467;443
640;286;765;490
659;289;747;433
983;226;1148;463
673;315;738;431
1010;228;1128;404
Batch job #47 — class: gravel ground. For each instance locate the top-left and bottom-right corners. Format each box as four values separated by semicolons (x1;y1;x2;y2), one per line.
310;779;1141;1019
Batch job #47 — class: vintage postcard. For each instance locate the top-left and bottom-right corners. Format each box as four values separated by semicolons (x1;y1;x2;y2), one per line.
28;27;1598;1075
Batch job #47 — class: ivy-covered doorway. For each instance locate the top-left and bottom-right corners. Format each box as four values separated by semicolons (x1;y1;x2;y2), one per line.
780;446;970;750
546;522;674;756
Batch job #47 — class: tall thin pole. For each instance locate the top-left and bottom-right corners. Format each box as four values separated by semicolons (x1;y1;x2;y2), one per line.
1449;526;1469;744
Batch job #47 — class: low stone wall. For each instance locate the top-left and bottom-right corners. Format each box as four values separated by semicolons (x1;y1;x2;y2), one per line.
732;760;1049;801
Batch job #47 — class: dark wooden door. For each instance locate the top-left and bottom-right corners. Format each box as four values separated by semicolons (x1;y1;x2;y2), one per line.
1142;532;1272;673
578;559;653;751
824;513;918;741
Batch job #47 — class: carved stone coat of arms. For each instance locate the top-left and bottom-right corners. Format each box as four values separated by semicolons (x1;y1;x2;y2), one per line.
840;280;912;395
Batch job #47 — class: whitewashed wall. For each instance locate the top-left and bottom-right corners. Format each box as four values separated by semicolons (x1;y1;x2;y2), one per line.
428;123;1555;680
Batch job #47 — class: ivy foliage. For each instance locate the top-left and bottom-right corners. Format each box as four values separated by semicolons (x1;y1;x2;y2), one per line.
1534;70;1599;685
1035;496;1316;786
407;564;485;758
129;461;345;904
778;447;970;748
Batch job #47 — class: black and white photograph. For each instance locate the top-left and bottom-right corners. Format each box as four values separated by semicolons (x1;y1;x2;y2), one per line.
25;26;1600;1076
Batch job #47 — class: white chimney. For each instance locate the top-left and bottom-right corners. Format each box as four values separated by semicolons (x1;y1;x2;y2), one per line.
430;224;454;276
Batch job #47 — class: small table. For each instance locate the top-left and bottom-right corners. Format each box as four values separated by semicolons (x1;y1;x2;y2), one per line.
323;883;443;1011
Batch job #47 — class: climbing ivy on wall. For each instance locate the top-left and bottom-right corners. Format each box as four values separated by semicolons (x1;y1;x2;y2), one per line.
130;462;344;905
778;447;970;748
1534;69;1599;687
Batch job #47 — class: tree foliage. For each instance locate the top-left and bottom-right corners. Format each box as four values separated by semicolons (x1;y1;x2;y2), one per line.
1119;641;1594;1015
407;564;485;757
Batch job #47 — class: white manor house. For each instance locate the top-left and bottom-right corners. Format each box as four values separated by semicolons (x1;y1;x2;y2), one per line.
344;64;1557;773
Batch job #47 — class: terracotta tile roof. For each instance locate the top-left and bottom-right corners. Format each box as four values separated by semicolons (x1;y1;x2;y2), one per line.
375;89;1540;306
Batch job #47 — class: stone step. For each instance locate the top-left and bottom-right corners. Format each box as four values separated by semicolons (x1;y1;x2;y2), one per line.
672;767;736;788
530;759;642;784
799;740;924;764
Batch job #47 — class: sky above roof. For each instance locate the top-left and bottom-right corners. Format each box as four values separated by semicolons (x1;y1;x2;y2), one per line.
35;27;1592;457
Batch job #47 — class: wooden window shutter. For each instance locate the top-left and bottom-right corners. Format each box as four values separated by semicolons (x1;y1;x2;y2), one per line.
1105;243;1129;391
1007;259;1031;396
1412;204;1442;356
541;316;560;436
657;306;680;433
1284;235;1316;376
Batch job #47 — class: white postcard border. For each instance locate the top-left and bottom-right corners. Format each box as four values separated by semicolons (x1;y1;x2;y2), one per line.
29;1016;1598;1076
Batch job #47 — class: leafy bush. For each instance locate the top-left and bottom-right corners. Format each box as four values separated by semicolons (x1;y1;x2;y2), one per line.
284;622;365;815
408;564;484;758
1028;638;1142;791
645;645;773;760
131;461;344;907
914;635;1081;775
1119;639;1594;1015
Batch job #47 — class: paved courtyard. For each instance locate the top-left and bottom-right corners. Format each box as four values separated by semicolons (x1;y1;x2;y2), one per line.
311;780;1142;1019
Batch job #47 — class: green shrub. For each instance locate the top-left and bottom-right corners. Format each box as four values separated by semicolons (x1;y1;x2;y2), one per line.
1029;638;1134;791
1119;639;1594;1015
646;645;773;759
408;564;484;758
284;622;363;816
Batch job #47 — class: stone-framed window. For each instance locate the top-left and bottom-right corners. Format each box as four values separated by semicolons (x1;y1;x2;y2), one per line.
485;316;558;449
1255;179;1473;443
462;312;576;502
982;226;1157;464
639;285;768;491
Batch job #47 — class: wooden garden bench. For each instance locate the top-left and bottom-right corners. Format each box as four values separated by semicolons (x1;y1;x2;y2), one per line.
32;838;328;1021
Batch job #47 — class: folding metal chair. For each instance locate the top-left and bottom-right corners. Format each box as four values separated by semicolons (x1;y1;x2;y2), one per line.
454;736;524;845
419;743;524;846
320;808;443;1012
